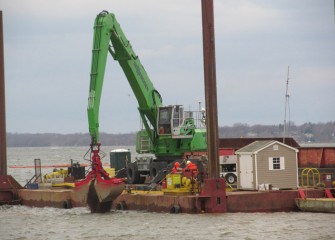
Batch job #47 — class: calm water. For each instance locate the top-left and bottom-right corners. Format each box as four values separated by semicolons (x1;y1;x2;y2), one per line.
1;147;334;240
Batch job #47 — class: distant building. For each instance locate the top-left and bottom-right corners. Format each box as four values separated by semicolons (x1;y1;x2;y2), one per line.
298;143;335;168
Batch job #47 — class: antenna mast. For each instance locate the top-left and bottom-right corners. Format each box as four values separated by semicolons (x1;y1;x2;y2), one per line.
283;66;290;144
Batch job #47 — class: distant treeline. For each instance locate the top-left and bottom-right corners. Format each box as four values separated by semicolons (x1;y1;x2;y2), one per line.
219;121;335;143
6;122;335;147
6;132;136;147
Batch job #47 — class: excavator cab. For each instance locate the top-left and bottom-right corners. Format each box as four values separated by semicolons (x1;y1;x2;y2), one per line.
158;106;172;135
158;105;193;138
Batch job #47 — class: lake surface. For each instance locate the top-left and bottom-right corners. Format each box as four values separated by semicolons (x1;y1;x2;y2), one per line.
1;147;334;240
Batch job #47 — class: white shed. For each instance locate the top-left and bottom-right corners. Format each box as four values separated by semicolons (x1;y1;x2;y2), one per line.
236;140;299;190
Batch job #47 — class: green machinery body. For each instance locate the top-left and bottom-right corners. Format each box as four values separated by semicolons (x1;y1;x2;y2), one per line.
88;11;207;159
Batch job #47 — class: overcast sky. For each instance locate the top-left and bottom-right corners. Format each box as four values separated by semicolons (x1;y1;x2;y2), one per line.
1;0;335;134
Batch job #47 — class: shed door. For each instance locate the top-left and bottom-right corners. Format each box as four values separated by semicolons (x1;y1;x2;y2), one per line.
239;155;254;189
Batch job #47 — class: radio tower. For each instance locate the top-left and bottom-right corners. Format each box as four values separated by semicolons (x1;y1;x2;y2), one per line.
283;66;290;144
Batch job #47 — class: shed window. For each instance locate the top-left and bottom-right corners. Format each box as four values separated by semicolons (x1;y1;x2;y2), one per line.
269;157;285;170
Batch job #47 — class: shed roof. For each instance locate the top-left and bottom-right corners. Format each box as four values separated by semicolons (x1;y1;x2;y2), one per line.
236;140;299;154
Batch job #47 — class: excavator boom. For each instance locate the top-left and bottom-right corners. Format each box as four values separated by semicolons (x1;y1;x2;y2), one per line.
88;11;162;146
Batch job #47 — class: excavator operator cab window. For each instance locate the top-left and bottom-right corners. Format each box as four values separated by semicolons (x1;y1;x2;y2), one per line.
158;107;172;135
173;106;183;127
172;105;184;136
158;105;185;136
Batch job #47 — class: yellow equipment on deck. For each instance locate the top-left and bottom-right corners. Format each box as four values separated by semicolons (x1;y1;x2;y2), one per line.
44;169;68;183
162;174;199;195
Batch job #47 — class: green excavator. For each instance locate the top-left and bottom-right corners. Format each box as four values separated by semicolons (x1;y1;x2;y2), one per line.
88;11;207;158
75;11;207;212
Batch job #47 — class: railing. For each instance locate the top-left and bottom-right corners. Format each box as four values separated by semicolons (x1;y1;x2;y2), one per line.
301;168;321;187
23;158;42;188
139;135;151;153
184;110;206;129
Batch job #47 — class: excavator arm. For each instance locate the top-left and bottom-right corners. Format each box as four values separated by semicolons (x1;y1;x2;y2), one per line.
88;11;162;146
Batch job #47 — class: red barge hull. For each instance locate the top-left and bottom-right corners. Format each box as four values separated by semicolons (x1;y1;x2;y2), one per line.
16;188;326;213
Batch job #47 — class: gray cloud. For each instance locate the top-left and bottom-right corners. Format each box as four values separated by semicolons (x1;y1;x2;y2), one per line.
1;0;334;134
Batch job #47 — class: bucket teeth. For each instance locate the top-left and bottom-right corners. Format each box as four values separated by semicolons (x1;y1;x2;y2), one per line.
86;179;125;213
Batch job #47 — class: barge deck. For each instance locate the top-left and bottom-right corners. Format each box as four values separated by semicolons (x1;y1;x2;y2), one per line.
16;187;326;213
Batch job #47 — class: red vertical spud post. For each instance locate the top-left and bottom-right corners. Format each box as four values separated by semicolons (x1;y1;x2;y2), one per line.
201;0;227;213
0;11;7;176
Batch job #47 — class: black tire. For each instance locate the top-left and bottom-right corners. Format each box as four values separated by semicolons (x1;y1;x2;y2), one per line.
170;204;181;214
149;162;161;178
225;173;237;184
126;162;140;184
149;161;169;184
63;199;72;209
116;201;127;211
